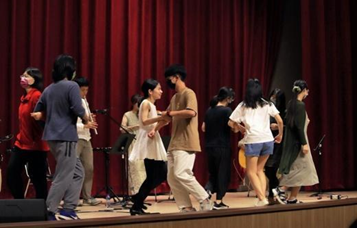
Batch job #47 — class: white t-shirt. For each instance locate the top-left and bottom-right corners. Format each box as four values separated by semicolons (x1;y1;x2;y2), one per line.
76;98;91;141
230;101;279;144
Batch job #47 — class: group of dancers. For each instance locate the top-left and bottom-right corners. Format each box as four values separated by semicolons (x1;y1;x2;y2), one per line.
5;53;318;220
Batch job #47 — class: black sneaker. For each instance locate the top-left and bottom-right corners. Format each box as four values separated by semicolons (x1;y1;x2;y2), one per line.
213;202;229;210
287;199;303;204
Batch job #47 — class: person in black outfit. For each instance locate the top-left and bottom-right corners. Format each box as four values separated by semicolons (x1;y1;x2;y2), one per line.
264;88;286;204
201;87;235;210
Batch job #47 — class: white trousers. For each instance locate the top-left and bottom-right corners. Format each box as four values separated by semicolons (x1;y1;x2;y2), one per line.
167;150;208;209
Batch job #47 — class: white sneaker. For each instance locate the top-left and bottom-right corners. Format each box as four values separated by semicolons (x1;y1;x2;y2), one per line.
83;197;101;206
200;198;213;211
272;188;287;205
255;199;269;207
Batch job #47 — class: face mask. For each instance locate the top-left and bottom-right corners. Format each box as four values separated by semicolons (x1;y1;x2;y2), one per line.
270;97;276;104
166;80;176;90
20;77;29;89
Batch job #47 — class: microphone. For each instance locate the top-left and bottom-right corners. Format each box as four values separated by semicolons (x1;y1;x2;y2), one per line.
93;109;108;114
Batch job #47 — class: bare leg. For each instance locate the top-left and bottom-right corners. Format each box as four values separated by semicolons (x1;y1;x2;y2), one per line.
246;156;268;201
257;155;270;197
288;186;301;200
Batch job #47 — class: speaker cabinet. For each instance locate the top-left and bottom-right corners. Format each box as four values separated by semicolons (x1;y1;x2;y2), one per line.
0;199;47;223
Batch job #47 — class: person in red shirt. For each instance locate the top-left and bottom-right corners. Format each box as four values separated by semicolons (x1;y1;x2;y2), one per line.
7;67;49;199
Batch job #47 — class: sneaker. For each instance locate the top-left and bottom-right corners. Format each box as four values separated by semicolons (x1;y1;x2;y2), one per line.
272;188;287;205
83;197;101;206
286;199;303;204
58;209;80;220
77;200;83;207
200;198;213;211
213;202;229;210
47;212;57;221
255;198;269;207
180;207;197;212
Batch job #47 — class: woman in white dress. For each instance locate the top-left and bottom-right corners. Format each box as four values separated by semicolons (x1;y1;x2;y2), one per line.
275;80;319;204
129;79;168;215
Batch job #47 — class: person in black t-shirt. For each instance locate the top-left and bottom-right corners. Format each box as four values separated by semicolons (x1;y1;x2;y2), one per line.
265;88;286;204
201;87;235;210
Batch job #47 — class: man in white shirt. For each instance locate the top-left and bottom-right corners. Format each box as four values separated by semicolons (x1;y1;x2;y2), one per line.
74;77;99;206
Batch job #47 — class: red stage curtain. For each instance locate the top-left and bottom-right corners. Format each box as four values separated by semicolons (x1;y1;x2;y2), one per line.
300;0;357;190
0;0;282;198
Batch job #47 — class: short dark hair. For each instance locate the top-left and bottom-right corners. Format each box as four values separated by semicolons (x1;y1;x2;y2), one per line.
164;64;187;81
52;54;76;82
25;67;43;91
74;77;90;87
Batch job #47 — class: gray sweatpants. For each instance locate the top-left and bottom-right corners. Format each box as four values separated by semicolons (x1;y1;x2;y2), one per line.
47;141;84;213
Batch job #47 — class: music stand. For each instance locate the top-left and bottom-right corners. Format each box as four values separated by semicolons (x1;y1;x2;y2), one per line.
310;134;326;199
110;133;135;208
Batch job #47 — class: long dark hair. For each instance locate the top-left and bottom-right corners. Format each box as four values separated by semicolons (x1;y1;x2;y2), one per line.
25;67;43;91
286;80;308;128
243;78;267;109
210;87;235;108
269;88;286;118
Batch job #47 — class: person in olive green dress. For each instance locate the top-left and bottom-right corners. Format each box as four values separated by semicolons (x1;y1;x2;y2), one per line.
274;80;319;204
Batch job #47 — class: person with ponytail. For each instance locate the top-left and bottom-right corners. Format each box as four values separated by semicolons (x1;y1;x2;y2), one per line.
229;79;284;207
7;67;49;200
129;79;168;215
274;80;318;204
201;87;235;209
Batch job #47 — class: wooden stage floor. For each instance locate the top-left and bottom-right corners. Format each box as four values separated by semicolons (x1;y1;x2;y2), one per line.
76;190;357;219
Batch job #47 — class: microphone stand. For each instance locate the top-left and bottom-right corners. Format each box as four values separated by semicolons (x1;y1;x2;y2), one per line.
310;134;325;199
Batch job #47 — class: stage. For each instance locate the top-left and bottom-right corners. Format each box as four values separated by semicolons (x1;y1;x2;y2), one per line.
1;191;357;228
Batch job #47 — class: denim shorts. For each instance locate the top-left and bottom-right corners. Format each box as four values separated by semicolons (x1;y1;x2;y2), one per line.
245;141;274;157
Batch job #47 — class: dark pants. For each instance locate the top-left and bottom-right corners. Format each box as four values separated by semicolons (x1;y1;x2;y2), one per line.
265;166;279;197
205;147;231;200
132;159;167;209
7;147;48;199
